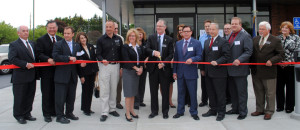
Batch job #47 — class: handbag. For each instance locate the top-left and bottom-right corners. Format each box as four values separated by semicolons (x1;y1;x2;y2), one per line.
94;73;100;98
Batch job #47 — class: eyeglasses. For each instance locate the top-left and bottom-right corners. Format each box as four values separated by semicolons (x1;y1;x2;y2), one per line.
224;28;231;30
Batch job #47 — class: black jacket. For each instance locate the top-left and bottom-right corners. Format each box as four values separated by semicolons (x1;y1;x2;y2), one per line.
78;43;99;77
122;44;144;70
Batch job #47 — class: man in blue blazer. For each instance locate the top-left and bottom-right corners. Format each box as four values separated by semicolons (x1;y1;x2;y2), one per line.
173;25;202;120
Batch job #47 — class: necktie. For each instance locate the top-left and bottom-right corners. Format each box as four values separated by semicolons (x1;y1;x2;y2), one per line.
157;35;161;53
259;37;264;49
209;37;214;49
229;33;236;44
26;41;34;59
52;37;56;44
68;42;73;53
183;40;188;55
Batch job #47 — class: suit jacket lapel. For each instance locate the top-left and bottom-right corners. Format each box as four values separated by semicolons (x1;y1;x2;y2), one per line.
72;42;77;56
62;40;72;55
18;38;34;60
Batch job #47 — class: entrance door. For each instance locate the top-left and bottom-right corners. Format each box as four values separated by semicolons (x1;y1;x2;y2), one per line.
156;14;195;40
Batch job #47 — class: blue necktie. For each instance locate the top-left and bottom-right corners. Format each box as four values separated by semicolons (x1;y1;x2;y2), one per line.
68;41;73;53
158;35;162;53
183;40;188;55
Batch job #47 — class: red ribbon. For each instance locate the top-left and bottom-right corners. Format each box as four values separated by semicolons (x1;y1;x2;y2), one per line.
0;60;299;70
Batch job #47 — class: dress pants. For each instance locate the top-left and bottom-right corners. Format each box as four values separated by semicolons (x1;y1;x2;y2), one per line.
252;75;276;114
116;75;122;104
228;76;248;116
55;77;77;118
276;66;295;111
99;63;120;115
205;76;227;116
41;77;56;117
200;75;208;104
177;78;198;115
13;81;36;120
81;73;96;112
149;67;170;115
135;70;147;107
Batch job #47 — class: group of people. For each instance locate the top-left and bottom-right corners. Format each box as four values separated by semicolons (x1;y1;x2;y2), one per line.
8;16;299;124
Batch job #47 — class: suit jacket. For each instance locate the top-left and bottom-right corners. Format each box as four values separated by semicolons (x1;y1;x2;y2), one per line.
122;44;144;70
145;34;174;74
173;38;202;79
78;43;99;77
52;39;82;84
36;34;63;78
227;30;253;77
8;38;36;84
200;36;231;78
250;34;284;79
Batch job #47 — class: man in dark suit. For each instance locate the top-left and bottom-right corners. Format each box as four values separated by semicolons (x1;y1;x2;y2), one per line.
250;21;284;120
36;20;62;122
8;25;37;124
52;26;83;124
201;23;231;121
226;17;253;120
145;19;174;119
172;25;202;120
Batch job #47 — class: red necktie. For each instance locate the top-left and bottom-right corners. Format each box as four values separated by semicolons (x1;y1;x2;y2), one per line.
52;37;56;44
209;37;214;49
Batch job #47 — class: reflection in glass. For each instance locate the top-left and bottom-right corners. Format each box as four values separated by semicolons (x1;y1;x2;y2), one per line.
197;15;224;38
158;18;174;38
135;15;154;36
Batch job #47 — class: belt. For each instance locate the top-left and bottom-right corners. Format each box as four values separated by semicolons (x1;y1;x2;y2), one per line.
109;62;119;64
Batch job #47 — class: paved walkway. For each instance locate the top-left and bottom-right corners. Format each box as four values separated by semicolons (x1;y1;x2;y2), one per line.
0;75;299;130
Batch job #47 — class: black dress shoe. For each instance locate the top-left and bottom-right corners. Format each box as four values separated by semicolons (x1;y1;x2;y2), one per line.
116;104;123;109
237;115;247;120
202;111;217;117
44;116;52;122
109;111;120;117
134;106;139;110
199;102;208;107
83;111;91;116
56;117;70;124
173;113;184;118
140;103;146;107
163;114;169;119
100;115;108;122
226;109;239;115
216;115;225;121
226;100;232;105
286;109;293;113
276;108;284;112
16;118;27;124
66;114;79;120
24;115;36;121
125;114;133;122
148;113;158;118
192;115;200;120
130;112;139;118
170;105;176;108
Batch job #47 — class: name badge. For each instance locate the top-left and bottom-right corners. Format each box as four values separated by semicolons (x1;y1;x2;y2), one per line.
188;47;193;51
235;41;240;45
76;50;85;56
212;46;218;51
265;41;271;44
162;44;167;47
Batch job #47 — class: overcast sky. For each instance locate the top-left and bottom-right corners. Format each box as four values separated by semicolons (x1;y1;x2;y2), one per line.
0;0;103;28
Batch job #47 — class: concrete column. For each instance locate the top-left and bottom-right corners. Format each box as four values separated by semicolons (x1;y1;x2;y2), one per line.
102;0;106;35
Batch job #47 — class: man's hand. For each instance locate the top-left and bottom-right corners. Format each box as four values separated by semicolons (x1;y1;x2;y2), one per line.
233;59;240;66
26;63;34;69
69;57;76;62
48;58;55;65
80;63;86;67
279;61;288;68
80;77;85;84
266;60;272;66
200;70;205;76
158;63;164;69
185;58;193;64
173;73;177;80
211;61;218;66
102;60;108;66
153;51;161;58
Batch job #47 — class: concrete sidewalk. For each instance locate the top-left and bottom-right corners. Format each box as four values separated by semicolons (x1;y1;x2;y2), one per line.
0;75;299;130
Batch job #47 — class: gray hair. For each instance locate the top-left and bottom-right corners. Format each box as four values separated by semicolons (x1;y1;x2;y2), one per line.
17;25;28;32
157;19;167;27
259;21;271;30
210;23;219;29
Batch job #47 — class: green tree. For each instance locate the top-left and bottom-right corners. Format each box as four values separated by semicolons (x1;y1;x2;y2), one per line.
28;25;63;42
0;21;18;44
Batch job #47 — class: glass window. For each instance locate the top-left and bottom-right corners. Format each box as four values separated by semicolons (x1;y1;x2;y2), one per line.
236;4;251;13
156;4;195;13
197;4;224;13
197;15;224;38
257;11;269;15
135;15;154;37
237;14;252;34
226;14;234;24
134;4;154;14
226;4;234;13
257;16;270;24
158;18;174;38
